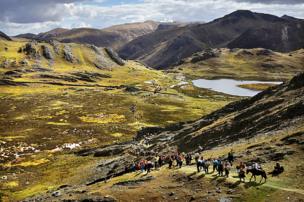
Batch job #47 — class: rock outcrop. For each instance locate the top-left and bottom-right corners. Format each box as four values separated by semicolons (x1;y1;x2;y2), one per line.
105;48;125;66
63;45;78;63
41;45;53;60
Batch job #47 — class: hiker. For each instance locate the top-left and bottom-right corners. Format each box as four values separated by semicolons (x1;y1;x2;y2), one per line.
154;156;159;169
194;152;200;164
236;162;246;182
217;160;224;176
269;163;284;176
252;162;262;171
212;158;219;173
158;155;164;167
185;153;192;165
197;158;202;172
129;162;136;172
228;150;234;165
197;157;205;172
139;160;146;172
176;154;183;168
224;161;231;177
204;159;211;174
146;160;153;173
168;155;173;169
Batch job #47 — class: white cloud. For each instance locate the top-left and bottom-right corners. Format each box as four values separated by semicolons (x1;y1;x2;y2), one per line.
1;0;304;35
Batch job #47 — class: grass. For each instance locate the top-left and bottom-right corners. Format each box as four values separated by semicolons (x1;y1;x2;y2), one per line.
238;83;277;91
0;39;237;201
174;48;304;81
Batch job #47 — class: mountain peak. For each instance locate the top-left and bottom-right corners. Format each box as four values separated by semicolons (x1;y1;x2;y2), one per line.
227;10;255;18
281;15;302;21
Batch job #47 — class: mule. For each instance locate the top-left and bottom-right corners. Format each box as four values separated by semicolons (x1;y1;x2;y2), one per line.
246;168;267;183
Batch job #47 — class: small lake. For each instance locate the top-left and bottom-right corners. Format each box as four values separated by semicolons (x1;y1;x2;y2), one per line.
192;78;282;97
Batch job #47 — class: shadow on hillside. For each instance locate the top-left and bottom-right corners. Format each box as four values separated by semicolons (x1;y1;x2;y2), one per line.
197;173;205;179
244;181;265;188
187;172;196;177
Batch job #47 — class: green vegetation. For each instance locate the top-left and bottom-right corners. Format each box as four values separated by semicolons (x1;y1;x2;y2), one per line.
0;39;237;200
238;83;276;91
173;48;304;81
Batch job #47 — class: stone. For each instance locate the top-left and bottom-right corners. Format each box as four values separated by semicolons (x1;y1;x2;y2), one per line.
191;49;218;63
23;42;40;58
105;48;125;66
41;45;53;60
227;189;234;194
20;59;29;66
63;45;77;63
51;191;61;197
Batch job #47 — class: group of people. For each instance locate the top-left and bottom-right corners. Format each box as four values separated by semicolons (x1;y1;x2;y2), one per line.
124;149;284;182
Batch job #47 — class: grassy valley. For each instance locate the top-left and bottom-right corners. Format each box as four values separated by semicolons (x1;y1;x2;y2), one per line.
0;38;236;201
0;9;304;202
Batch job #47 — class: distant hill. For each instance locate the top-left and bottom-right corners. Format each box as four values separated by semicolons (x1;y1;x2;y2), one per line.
0;31;12;41
15;21;160;50
119;10;304;69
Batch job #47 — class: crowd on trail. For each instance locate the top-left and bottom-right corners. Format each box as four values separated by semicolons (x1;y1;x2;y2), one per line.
124;149;284;183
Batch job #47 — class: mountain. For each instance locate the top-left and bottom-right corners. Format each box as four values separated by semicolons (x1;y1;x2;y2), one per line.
0;31;12;41
174;48;304;81
119;10;304;69
15;21;160;50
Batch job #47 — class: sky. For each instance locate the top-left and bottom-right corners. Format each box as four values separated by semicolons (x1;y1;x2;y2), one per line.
0;0;304;36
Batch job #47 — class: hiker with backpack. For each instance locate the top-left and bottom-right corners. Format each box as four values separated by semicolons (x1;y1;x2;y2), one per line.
217;160;224;176
212;158;219;173
185;153;192;165
228;150;234;166
236;161;246;182
224;161;231;177
176;153;184;168
168;155;173;169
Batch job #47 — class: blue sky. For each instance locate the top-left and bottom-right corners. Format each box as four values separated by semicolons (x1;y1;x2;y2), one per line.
0;0;304;35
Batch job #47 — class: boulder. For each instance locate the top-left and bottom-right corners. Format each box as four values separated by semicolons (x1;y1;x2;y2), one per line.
256;49;273;56
105;48;125;66
41;45;53;60
191;49;218;63
23;42;40;58
20;59;29;66
63;45;78;63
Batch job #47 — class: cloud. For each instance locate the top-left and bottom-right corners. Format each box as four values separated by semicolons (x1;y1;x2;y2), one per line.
0;0;84;23
235;0;304;4
1;0;304;36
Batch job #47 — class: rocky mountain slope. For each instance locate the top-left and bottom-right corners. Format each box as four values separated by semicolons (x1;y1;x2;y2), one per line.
0;31;12;41
15;21;160;50
119;10;304;69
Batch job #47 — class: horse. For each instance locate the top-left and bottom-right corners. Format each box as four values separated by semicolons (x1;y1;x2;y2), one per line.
246;167;267;183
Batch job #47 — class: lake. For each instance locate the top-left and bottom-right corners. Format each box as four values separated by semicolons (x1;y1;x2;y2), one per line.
192;78;282;97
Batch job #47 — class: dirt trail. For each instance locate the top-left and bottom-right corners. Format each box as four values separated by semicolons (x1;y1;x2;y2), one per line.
179;166;304;195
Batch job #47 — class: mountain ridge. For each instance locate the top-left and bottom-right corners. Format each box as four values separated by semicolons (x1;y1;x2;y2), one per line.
119;10;304;69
